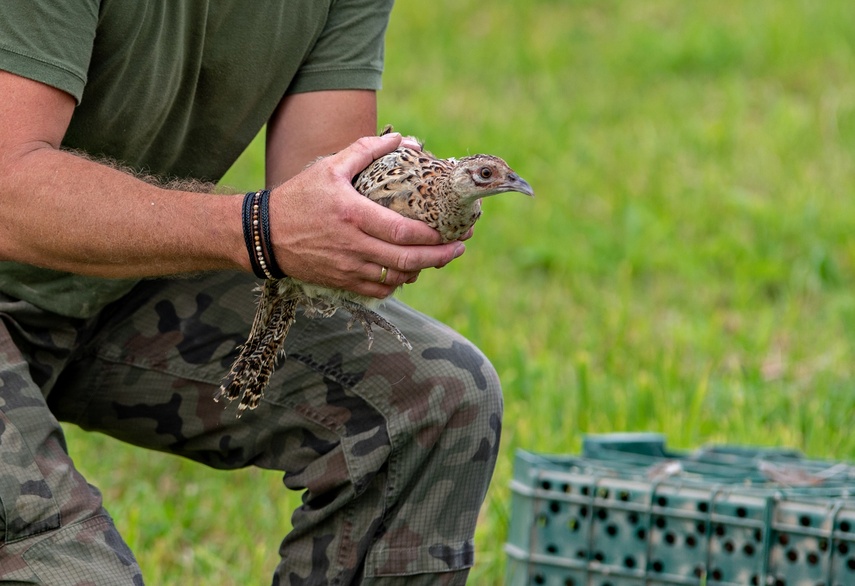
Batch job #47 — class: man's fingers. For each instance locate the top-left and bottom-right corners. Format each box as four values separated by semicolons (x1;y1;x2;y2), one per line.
336;132;403;179
360;263;419;289
380;241;465;274
335;262;419;300
352;196;445;246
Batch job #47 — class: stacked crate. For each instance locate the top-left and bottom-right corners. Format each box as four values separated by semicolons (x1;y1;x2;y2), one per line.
506;434;855;585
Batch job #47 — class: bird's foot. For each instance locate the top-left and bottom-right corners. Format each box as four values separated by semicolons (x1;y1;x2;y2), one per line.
341;300;412;351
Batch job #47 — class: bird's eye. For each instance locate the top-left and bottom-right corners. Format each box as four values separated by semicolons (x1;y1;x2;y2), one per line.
479;167;493;179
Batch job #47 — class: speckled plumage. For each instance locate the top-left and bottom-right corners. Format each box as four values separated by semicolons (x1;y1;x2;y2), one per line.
216;128;534;414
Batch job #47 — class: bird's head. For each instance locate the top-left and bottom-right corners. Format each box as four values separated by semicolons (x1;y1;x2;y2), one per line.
451;155;535;203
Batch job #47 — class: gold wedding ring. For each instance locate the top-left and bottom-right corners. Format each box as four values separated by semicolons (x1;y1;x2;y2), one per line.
378;266;389;284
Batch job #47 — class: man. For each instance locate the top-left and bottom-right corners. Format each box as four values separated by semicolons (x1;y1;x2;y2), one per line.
0;2;502;584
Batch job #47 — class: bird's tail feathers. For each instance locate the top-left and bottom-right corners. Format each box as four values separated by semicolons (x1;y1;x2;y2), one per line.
216;287;297;416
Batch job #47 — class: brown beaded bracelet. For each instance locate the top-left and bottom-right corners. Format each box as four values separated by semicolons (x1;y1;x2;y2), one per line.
242;190;286;279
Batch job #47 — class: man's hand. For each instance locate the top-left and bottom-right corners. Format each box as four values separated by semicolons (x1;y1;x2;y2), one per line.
268;132;465;299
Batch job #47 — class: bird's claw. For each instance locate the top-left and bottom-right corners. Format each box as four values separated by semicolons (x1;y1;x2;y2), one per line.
341;300;412;351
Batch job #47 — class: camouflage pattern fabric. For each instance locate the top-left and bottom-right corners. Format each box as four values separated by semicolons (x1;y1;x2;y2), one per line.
0;272;502;585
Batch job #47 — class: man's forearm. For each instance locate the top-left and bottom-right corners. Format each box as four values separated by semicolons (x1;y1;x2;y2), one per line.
0;146;248;278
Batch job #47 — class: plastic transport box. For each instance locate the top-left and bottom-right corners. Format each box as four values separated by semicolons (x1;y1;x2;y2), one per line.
505;433;855;586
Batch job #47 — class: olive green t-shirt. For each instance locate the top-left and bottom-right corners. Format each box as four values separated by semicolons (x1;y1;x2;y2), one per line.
0;0;393;317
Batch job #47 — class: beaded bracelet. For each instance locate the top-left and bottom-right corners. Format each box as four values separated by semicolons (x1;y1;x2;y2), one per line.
241;190;286;279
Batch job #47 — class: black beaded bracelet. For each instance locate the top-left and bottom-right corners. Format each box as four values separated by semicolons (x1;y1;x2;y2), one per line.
241;191;263;278
241;190;286;279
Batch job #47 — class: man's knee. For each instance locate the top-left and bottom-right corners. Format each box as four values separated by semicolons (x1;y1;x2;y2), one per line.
1;515;144;586
349;338;501;582
0;376;143;585
423;336;503;434
379;334;503;471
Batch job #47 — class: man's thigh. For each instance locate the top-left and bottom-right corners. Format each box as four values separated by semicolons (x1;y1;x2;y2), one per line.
48;271;496;469
47;272;265;466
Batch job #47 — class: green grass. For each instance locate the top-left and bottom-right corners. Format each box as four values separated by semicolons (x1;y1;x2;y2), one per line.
63;1;855;583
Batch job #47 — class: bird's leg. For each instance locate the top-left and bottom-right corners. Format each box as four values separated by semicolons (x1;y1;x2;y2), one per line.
340;299;413;351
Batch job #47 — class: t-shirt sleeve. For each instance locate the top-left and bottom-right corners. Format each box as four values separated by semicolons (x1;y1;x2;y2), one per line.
0;0;99;103
287;0;394;94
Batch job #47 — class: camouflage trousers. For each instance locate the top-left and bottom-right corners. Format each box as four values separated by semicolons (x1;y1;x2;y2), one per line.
0;272;502;585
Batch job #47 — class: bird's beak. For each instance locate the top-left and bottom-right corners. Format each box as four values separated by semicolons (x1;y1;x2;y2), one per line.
503;172;535;197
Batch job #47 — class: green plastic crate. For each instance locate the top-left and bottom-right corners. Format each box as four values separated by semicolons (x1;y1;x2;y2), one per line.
506;434;855;586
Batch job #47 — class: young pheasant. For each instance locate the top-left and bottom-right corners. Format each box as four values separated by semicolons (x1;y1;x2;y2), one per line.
216;128;534;414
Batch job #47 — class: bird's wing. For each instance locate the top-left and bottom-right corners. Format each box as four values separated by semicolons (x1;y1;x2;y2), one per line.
354;149;419;214
354;147;452;221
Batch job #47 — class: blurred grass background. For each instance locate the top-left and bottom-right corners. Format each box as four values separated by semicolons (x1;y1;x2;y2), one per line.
62;1;855;583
